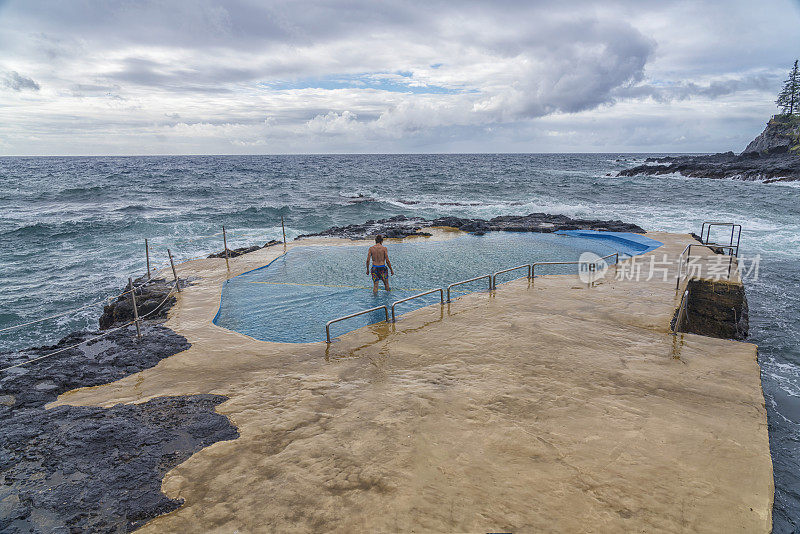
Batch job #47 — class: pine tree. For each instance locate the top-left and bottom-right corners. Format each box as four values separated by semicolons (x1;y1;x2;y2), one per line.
776;59;800;116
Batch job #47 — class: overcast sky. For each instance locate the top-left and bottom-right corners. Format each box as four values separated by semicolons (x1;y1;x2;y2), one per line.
1;0;799;155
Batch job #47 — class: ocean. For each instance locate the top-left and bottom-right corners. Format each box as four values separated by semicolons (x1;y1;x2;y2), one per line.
1;154;798;530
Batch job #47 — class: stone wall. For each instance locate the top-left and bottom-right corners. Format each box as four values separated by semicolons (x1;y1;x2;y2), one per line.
676;278;749;340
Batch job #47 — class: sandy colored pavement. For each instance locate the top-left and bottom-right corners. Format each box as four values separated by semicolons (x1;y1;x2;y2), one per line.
53;230;773;533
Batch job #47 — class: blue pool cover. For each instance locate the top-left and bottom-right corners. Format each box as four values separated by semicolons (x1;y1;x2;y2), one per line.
214;231;662;343
554;230;663;256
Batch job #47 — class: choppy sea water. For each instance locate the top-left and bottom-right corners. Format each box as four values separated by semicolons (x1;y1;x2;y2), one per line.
1;154;798;530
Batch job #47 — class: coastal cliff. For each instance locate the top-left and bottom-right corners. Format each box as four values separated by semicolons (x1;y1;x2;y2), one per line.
619;115;800;182
742;114;800;154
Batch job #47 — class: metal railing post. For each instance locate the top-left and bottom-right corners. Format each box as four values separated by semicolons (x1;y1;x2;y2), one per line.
167;248;181;292
730;225;735;253
129;277;142;340
671;289;690;334
676;244;692;290
222;226;230;271
736;226;742;257
145;238;151;279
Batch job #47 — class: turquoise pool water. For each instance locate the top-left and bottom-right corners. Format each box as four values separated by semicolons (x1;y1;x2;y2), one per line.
214;231;662;343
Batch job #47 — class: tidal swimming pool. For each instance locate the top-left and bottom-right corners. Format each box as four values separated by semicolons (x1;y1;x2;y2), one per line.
214;231;662;343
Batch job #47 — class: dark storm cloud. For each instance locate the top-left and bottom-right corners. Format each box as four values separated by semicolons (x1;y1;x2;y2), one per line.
2;71;40;91
102;58;237;93
0;0;657;118
614;75;777;103
0;0;430;49
514;18;654;116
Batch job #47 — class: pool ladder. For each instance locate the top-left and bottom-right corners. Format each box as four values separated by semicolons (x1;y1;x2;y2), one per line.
675;221;742;291
325;252;619;343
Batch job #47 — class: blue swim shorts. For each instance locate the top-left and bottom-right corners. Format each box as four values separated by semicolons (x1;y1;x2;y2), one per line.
371;265;389;282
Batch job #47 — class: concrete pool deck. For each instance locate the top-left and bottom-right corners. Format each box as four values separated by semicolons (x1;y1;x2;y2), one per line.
52;230;773;532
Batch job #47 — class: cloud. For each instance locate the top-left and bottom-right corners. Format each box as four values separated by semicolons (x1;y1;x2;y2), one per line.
306;110;361;135
2;71;40;91
0;0;798;154
615;74;777;103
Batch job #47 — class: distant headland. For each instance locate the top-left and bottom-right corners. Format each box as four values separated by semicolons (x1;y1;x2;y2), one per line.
620;60;800;183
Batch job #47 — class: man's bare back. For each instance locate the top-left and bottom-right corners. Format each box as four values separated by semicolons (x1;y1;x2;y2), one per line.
368;244;388;266
366;235;394;293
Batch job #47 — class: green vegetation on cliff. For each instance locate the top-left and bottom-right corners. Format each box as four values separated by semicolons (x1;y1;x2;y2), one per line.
776;59;799;116
773;114;800;154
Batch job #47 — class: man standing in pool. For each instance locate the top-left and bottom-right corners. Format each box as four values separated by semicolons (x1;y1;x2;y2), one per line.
367;235;394;293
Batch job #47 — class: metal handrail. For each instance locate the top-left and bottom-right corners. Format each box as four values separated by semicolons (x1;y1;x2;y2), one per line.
675;243;737;290
700;222;741;257
491;264;532;289
599;252;620;264
675;243;693;290
531;253;619;282
701;221;740;240
704;241;740;257
391;288;444;322
326;305;389;343
328;251;624;340
447;274;492;302
671;289;690;334
531;261;580;279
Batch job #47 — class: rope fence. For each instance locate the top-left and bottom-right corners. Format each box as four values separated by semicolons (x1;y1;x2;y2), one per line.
1;221;288;372
0;271;168;335
0;280;180;373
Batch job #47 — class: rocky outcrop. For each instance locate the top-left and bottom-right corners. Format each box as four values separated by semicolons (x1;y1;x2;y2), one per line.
1;282;238;532
1;324;189;409
619;115;800;183
618;151;800;183
297;213;646;240
99;277;187;329
207;239;282;259
742;114;800;154
297;215;434;240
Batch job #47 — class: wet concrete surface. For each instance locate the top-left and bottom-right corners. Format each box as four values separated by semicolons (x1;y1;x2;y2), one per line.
51;231;773;532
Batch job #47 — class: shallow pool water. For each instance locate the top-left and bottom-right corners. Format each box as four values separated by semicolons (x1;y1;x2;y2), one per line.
214;232;660;343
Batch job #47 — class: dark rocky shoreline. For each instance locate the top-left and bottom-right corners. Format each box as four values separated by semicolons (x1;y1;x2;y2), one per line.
207;239;282;259
0;278;238;533
618;115;800;183
298;213;646;240
618;151;800;183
